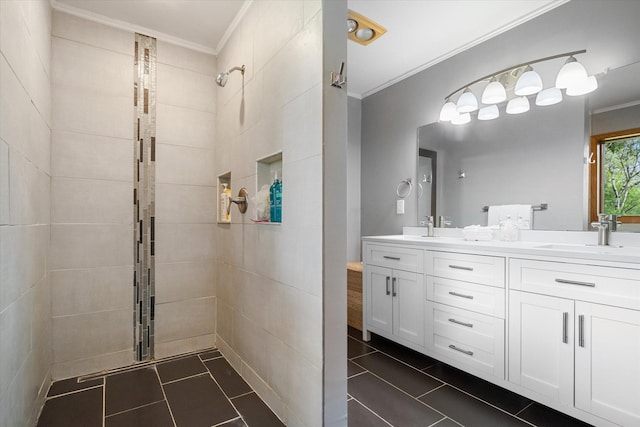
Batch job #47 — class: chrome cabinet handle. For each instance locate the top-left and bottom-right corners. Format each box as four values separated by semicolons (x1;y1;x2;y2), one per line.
449;344;473;356
562;312;568;344
555;278;596;287
385;276;390;295
448;264;473;271
579;315;585;347
392;277;397;297
383;256;401;261
449;291;474;300
448;318;473;328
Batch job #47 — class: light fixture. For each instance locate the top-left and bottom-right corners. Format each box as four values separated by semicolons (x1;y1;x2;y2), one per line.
555;56;588;89
478;105;499;120
535;87;563;106
439;50;596;125
451;112;471;125
481;77;507;104
439;99;457;122
347;10;387;46
514;65;543;96
506;96;530;114
456;88;478;113
566;75;598;96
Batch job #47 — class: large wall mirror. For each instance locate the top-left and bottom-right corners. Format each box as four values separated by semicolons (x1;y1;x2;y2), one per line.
417;58;640;232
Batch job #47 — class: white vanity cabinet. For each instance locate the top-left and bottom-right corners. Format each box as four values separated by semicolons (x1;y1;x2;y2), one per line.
364;244;425;349
509;258;640;426
425;251;506;379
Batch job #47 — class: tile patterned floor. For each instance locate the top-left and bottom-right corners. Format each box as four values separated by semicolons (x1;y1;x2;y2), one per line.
37;349;284;427
347;327;594;427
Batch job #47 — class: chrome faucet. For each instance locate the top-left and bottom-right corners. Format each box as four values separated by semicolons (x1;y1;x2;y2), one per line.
591;213;620;246
426;216;435;237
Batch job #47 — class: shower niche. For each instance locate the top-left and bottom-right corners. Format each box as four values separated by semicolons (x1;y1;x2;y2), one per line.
255;152;283;223
217;172;232;224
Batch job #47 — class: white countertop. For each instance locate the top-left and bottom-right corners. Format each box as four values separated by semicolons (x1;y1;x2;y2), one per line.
362;234;640;265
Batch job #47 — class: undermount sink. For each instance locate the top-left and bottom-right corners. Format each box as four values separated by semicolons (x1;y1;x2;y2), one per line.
536;243;637;255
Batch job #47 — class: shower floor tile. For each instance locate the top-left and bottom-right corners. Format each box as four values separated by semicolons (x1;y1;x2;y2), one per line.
36;349;283;427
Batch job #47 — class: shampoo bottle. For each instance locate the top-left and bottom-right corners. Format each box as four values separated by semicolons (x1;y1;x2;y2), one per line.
220;183;229;222
270;172;282;223
224;184;232;222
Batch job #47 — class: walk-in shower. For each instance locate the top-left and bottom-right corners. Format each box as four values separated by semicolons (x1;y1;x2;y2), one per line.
216;65;245;87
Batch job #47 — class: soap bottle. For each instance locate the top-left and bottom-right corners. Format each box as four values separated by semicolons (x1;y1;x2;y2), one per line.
224;184;232;222
220;183;229;222
270;171;282;223
500;215;518;241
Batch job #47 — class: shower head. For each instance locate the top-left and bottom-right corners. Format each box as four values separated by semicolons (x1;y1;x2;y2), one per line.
215;65;245;87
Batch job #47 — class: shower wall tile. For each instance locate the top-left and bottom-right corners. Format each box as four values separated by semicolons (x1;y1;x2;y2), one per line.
155;143;216;186
157;40;216;76
284;289;322;367
154;223;215;263
52;37;132;97
51;177;132;224
157;63;216;113
52;10;133;56
154;333;216;361
0;55;31;154
155;261;215;304
9;150;40;225
282;84;322;164
52;349;133;381
29;103;52;175
0;140;10;224
51;308;132;363
154;297;216;343
156;104;215;150
0;292;32;399
287;351;322;426
155;183;216;224
282;155;322;227
50;224;132;270
52;86;132;140
304;0;321;24
50;266;131;316
52;131;132;182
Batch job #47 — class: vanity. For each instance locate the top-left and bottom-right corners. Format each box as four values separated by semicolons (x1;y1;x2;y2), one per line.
362;232;640;427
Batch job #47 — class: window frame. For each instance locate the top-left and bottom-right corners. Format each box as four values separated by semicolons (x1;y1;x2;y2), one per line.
589;127;640;224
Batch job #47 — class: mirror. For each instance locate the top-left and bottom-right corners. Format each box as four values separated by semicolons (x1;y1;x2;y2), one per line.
417;148;436;225
417;60;640;231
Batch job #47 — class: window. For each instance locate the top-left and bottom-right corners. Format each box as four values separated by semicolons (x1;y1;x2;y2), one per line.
589;128;640;223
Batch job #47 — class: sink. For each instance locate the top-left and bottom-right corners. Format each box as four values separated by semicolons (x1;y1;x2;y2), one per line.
536;243;638;255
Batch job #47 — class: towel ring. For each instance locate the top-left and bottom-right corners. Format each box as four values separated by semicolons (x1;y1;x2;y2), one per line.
396;178;413;198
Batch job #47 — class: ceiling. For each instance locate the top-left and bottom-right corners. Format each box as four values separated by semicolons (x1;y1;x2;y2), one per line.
53;0;567;98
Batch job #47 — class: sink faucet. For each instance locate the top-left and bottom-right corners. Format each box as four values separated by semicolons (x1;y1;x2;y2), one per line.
591;213;620;246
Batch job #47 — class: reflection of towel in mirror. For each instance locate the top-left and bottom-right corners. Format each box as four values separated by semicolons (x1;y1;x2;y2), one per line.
487;205;532;229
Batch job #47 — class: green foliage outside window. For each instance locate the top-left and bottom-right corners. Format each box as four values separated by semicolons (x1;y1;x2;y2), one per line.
603;136;640;215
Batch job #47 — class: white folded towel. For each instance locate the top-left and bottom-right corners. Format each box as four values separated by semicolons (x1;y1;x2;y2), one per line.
487;204;532;229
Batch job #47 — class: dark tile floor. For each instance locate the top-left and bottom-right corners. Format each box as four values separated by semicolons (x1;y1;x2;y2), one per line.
37;349;284;427
347;327;594;427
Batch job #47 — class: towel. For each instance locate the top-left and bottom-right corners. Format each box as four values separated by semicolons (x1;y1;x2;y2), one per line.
487;204;532;229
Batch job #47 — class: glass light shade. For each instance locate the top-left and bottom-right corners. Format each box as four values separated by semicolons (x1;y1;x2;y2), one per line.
478;105;499;120
481;80;507;104
355;28;374;41
555;57;588;89
456;89;478;113
451;112;471;125
535;87;563;106
347;19;357;33
514;68;543;96
506;96;530;114
439;100;457;122
566;75;598;96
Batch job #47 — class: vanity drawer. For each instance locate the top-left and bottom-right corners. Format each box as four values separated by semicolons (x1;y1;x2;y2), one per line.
426;301;504;378
510;259;640;310
366;244;424;273
427;251;505;287
427;276;505;318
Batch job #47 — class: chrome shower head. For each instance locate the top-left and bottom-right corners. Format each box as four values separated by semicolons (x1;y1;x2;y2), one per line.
215;65;245;87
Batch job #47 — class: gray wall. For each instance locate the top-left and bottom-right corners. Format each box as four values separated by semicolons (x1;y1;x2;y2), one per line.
347;96;362;260
361;0;640;237
592;104;640;135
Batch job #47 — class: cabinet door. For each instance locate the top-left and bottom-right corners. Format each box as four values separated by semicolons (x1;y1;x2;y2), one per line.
575;302;640;426
509;291;574;406
393;270;424;347
366;265;393;335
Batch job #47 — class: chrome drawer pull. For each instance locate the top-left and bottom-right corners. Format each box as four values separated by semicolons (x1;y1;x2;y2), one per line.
383;256;401;261
579;315;585;347
448;318;473;328
562;312;568;344
448;264;473;271
385;276;390;296
449;344;473;356
555;278;596;287
392;277;397;297
449;291;474;300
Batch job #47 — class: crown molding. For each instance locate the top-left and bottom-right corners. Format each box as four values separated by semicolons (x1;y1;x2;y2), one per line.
216;0;253;54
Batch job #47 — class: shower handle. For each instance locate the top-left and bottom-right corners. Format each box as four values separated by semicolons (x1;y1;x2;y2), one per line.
227;187;249;215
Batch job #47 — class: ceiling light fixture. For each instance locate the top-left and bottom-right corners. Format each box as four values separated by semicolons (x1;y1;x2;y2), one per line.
439;50;596;124
347;9;387;46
